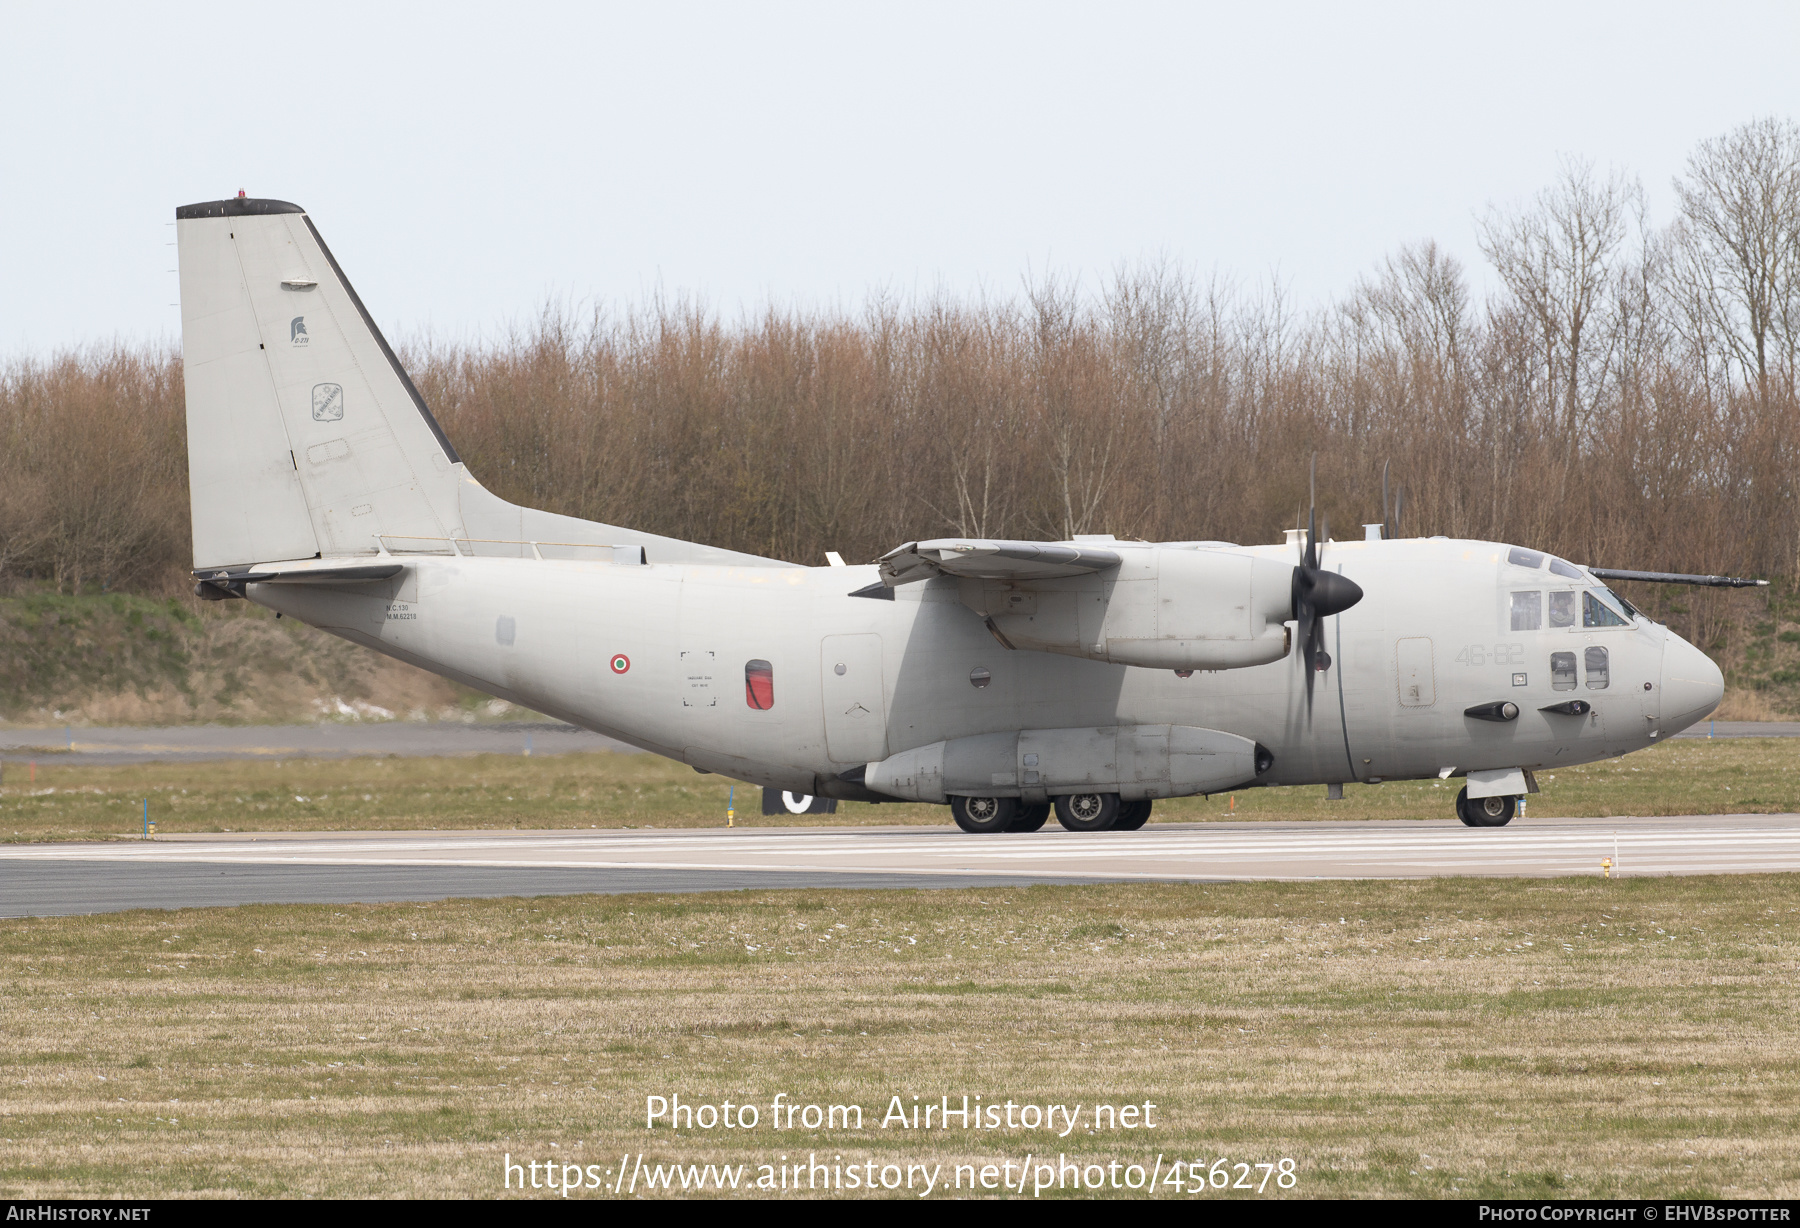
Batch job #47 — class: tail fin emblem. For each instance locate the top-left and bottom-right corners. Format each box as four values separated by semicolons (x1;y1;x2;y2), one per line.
311;383;344;421
290;316;310;346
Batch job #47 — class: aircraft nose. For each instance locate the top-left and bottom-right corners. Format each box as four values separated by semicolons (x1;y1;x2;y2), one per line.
1659;633;1724;735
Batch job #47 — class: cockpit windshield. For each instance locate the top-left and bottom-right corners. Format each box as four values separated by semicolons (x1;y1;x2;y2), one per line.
1583;588;1633;627
1602;586;1642;620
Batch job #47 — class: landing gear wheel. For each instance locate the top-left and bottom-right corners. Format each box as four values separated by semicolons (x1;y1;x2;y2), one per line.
950;795;1018;834
1009;803;1052;832
1054;791;1121;832
1113;799;1153;831
1455;786;1515;827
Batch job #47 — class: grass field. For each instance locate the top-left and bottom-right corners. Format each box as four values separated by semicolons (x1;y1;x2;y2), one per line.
0;735;1795;842
0;875;1796;1198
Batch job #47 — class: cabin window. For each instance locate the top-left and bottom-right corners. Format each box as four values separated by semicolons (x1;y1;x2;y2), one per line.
745;659;774;709
1548;590;1577;628
1550;651;1577;690
1583;590;1630;628
1549;558;1585;580
1508;547;1546;569
1585;645;1610;689
1510;591;1542;631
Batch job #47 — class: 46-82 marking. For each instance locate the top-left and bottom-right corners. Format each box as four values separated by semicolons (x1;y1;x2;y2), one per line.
1454;643;1525;667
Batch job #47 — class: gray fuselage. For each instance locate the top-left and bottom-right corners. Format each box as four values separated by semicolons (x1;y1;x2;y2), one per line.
251;533;1723;800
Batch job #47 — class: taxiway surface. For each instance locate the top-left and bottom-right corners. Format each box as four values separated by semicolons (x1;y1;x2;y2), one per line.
2;815;1797;916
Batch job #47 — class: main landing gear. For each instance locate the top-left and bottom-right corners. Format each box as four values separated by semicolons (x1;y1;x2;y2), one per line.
948;793;1152;833
1455;786;1516;827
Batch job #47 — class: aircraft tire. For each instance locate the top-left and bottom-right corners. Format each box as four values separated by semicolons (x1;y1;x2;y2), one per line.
1055;791;1121;832
1113;799;1153;831
1009;803;1052;833
950;795;1018;834
1455;786;1515;827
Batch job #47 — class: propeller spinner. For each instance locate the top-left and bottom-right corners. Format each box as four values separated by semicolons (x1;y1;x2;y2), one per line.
1292;459;1364;720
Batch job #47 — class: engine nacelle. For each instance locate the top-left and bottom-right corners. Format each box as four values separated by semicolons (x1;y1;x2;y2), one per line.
864;724;1269;804
960;547;1294;671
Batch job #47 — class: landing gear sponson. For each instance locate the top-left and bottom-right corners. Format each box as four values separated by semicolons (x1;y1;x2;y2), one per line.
869;725;1272;834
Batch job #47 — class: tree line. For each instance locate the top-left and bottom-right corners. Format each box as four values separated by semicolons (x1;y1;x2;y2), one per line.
3;119;1797;628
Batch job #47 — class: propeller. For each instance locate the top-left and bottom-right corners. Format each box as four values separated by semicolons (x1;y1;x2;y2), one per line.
1381;460;1404;540
1292;457;1365;721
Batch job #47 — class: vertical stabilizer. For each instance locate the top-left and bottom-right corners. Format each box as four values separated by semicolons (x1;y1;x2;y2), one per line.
178;197;458;568
177;196;781;571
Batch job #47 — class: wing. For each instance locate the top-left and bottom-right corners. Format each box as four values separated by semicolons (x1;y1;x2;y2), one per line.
876;538;1122;586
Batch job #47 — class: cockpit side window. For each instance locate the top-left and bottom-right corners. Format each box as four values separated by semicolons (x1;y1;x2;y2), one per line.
1585;645;1610;689
1509;547;1546;569
1583;590;1631;628
1510;591;1542;631
1548;590;1577;628
1550;651;1577;690
1549;558;1585;580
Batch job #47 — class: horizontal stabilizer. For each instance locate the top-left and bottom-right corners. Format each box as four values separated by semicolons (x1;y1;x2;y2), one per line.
193;561;402;599
242;563;403;584
878;538;1122;586
1588;567;1768;589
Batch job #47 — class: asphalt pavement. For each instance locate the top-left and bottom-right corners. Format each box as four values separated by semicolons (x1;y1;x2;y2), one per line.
3;814;1797;916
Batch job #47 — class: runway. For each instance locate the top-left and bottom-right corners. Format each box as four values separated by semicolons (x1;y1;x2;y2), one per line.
3;814;1798;916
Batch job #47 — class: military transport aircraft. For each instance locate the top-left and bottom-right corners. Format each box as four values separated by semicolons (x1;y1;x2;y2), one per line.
176;196;1739;834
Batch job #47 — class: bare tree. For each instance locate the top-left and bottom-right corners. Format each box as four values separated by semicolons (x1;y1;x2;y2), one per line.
1477;159;1644;449
1668;116;1800;406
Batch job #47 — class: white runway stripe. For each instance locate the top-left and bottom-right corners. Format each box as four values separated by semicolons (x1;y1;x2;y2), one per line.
5;814;1800;881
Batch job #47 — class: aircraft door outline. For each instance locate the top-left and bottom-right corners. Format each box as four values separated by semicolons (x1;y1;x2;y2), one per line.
1396;637;1436;708
821;633;889;765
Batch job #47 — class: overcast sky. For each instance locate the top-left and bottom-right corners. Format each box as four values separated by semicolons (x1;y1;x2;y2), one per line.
4;1;1798;356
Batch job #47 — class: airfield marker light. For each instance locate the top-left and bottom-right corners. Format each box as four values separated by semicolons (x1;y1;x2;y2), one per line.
1602;856;1612;878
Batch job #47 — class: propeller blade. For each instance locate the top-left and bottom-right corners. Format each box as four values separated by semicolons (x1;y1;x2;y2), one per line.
1289;484;1362;727
1382;461;1391;541
1296;594;1316;720
1305;456;1319;572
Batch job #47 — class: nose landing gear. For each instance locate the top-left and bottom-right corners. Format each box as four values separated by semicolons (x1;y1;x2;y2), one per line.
1455;786;1516;827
